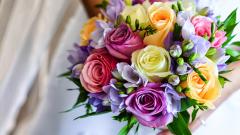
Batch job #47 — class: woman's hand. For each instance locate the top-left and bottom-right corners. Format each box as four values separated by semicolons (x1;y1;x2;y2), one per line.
158;62;240;135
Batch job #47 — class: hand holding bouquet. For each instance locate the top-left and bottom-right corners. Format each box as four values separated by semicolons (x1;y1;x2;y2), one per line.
61;0;240;134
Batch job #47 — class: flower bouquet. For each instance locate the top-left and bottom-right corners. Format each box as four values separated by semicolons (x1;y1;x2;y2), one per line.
61;0;240;134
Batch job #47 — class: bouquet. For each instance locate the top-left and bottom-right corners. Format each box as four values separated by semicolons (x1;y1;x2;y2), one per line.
61;0;240;134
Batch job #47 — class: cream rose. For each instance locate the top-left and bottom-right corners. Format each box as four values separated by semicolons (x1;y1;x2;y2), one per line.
144;2;176;47
121;4;150;28
182;58;221;108
131;45;172;82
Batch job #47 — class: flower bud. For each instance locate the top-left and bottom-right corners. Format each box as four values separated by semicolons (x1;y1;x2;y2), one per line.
179;74;188;81
206;47;217;56
182;41;194;52
188;53;198;62
170;44;182;58
177;63;192;75
176;86;183;93
168;75;180;86
177;57;184;66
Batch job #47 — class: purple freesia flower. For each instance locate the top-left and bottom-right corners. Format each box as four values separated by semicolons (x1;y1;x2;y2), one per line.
88;79;126;113
106;0;125;21
88;92;110;112
112;62;147;88
185;35;211;58
103;79;126;113
67;43;93;78
210;48;230;71
90;20;113;49
67;43;92;65
161;83;183;116
176;63;193;75
182;19;195;40
125;83;182;128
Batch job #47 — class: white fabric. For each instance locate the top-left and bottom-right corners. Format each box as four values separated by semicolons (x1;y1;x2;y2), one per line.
0;0;240;135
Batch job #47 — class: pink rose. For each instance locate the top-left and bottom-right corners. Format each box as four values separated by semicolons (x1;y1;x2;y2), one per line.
80;49;117;93
212;30;227;48
192;16;213;38
105;24;145;60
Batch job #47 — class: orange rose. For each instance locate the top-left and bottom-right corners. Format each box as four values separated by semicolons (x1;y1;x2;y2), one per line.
144;2;176;47
181;59;221;108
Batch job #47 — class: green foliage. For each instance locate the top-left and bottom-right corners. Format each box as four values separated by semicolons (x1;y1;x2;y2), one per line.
173;23;182;41
232;41;240;47
95;0;109;10
167;113;192;135
181;111;190;124
113;110;132;122
219;69;233;74
118;116;138;135
74;109;111;120
180;98;198;112
221;9;238;47
218;76;231;88
191;107;199;122
58;71;71;77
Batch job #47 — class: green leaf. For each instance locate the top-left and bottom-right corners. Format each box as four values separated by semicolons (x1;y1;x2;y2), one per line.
181;98;198;112
118;116;138;135
226;48;240;57
173;23;182;41
74;110;111;120
60;103;85;113
218;76;231;88
219;69;233;74
167;113;192;135
223;9;237;29
113;110;132;122
191;108;199;122
231;41;240;47
181;111;190;124
95;0;108;10
135;123;140;134
222;34;237;47
58;71;71;77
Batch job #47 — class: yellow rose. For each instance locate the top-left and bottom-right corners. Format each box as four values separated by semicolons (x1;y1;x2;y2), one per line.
181;59;221;108
121;4;150;29
144;2;176;47
80;16;100;46
132;45;172;82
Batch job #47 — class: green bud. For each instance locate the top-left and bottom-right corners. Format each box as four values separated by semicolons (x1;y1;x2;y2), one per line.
135;19;140;30
176;86;183;93
172;4;179;12
179;75;188;81
177;57;184;66
198;7;209;16
189;53;198;62
206;47;217;56
168;75;180;86
127;87;135;94
182;41;194;52
177;0;184;11
126;15;131;25
119;91;125;95
183;87;190;93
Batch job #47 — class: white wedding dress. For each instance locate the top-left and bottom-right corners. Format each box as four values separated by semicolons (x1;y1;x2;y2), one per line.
0;0;240;135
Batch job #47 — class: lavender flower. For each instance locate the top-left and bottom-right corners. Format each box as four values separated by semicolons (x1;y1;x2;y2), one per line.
176;63;193;75
90;20;113;49
161;83;183;116
106;0;125;21
67;43;92;65
210;48;230;71
112;62;147;88
184;35;211;58
88;93;109;112
103;79;126;113
182;19;195;40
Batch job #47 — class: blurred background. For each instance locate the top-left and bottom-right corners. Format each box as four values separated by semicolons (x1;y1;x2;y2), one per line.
0;0;240;135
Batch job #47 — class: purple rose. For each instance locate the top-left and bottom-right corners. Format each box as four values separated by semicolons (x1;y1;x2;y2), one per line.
125;83;174;128
105;24;145;60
